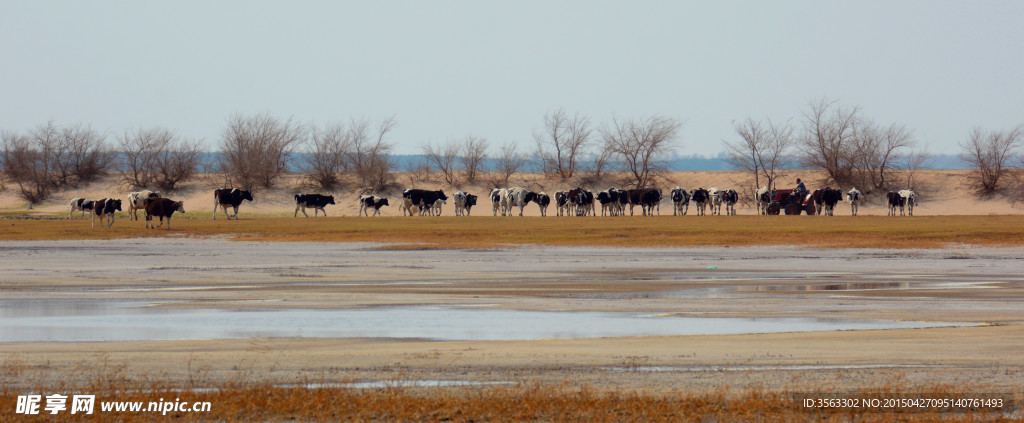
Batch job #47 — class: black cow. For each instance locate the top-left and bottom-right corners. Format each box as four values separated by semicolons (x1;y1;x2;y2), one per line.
143;197;185;230
640;188;663;216
360;195;389;216
721;189;739;216
403;189;448;216
213;188;253;220
294;194;335;218
887;191;902;216
819;188;843;216
92;198;122;229
690;188;710;216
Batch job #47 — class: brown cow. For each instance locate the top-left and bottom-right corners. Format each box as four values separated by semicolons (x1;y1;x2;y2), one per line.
144;197;185;230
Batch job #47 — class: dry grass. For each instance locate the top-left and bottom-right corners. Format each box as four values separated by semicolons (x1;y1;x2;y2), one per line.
2;379;1017;422
3;214;1024;248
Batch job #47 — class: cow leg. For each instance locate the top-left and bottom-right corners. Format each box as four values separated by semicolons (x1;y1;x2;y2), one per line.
166;216;171;230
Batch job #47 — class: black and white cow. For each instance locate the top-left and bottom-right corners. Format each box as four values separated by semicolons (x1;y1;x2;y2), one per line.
670;187;690;216
707;188;724;215
403;189;448;216
596;189;619;216
554;191;569;216
613;188;629;216
898;189;918;216
127;190;160;220
489;188;504;216
690;188;710;216
68;198;94;219
533;192;551;217
721;189;739;216
506;187;536;216
294;194;335;217
454;191;478;216
213;188;253;220
847;188;862;216
358;195;388;216
92;198;122;229
567;188;594;216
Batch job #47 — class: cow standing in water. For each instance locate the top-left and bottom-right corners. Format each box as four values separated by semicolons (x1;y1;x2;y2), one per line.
213;189;253;220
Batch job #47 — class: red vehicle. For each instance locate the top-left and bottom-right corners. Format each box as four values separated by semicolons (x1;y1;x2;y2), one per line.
766;189;816;215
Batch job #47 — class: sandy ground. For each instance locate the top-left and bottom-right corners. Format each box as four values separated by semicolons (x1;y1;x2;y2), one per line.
3;239;1024;395
3;170;1022;217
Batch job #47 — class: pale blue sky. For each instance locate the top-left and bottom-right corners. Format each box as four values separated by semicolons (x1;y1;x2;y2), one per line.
2;1;1022;155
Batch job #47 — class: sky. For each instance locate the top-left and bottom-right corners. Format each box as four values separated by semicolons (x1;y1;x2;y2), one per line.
2;1;1022;156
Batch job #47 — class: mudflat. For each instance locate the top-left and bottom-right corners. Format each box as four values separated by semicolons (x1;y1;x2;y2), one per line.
2;239;1023;394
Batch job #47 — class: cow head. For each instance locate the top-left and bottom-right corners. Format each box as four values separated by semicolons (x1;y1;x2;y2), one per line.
466;195;477;206
111;199;123;211
241;190;254;202
175;201;186;213
436;190;447;201
327;195;336;205
378;198;390;207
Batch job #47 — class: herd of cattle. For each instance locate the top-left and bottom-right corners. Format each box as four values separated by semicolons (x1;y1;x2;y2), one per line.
65;185;920;228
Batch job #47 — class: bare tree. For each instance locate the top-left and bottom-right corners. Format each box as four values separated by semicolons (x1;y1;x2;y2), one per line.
724;117;794;191
63;123;110;185
1;130;54;204
119;127;203;191
345;117;396;192
460;136;489;183
799;97;860;185
960;125;1023;196
304;122;351;190
219;113;304;190
603;116;681;188
900;146;931;191
491;142;527;187
852;121;914;191
535;109;591;180
423;139;460;186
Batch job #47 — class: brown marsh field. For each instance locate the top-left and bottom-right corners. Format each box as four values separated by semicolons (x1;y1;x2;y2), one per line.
3;213;1024;248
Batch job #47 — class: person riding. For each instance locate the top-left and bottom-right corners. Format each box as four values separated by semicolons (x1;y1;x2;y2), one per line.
795;178;808;197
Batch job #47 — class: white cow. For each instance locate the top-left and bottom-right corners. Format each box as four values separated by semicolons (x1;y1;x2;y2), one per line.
127;190;160;220
707;187;724;215
506;187;535;216
898;189;918;216
755;186;771;215
847;188;862;216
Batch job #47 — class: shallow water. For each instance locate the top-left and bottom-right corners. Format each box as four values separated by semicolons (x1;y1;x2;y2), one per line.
0;300;961;343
